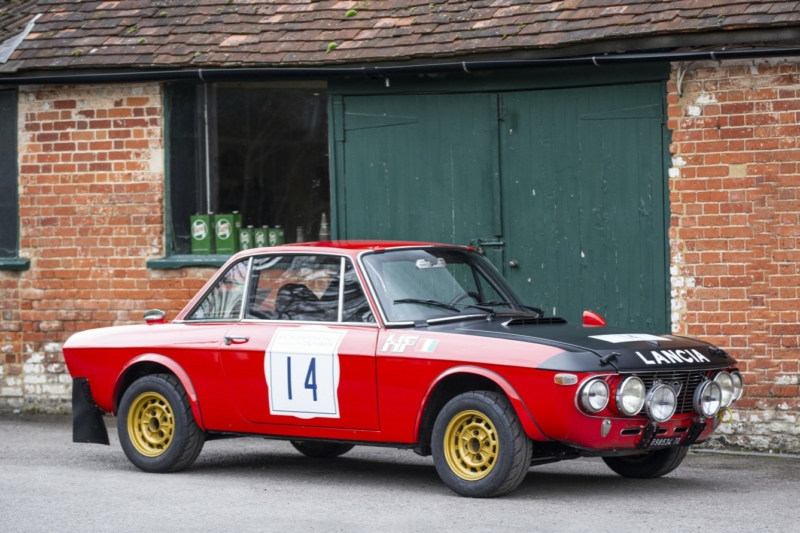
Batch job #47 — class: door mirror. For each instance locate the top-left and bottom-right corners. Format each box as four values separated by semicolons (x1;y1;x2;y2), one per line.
144;309;166;325
582;310;606;327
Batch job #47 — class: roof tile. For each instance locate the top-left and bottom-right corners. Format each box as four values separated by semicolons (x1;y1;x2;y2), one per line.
2;0;800;73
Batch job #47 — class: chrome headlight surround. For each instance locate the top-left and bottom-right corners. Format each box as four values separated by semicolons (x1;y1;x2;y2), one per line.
645;383;677;423
616;376;646;416
694;380;722;418
713;371;734;407
578;378;610;413
730;371;743;402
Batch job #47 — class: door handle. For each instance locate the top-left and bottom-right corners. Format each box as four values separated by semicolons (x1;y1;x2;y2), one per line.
224;336;250;346
508;260;519;269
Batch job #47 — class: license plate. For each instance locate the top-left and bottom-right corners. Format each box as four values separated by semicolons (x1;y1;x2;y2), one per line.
646;436;683;448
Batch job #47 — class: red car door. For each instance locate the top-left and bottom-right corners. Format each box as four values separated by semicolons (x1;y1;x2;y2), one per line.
220;253;380;430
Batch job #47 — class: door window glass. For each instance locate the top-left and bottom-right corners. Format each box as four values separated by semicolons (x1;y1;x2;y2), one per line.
244;255;375;323
187;260;248;320
246;255;340;322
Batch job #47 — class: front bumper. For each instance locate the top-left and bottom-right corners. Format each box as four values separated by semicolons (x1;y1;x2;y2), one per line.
72;377;109;445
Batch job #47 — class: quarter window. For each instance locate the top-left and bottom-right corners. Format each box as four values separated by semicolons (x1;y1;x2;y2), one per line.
188;260;249;320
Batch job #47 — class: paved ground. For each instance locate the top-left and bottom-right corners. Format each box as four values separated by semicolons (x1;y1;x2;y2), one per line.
1;413;798;533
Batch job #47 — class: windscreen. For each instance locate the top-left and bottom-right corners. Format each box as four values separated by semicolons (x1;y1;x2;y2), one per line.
361;248;524;323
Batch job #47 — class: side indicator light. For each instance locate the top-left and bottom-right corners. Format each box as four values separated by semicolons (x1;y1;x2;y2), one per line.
555;373;578;385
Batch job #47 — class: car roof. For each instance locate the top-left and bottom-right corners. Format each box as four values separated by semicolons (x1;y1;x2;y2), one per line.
229;240;467;260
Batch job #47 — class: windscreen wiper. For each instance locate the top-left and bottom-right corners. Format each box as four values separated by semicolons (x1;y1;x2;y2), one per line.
479;301;544;317
393;299;460;312
463;304;496;318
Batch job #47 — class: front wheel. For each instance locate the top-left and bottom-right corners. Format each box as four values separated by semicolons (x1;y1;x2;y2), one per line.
117;374;205;473
602;446;688;479
290;441;354;458
431;391;532;498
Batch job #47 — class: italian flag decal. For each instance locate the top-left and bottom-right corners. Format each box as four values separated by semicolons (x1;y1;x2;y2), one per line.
415;339;439;352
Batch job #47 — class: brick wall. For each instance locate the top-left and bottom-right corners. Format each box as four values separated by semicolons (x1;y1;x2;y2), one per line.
0;83;213;411
668;59;800;452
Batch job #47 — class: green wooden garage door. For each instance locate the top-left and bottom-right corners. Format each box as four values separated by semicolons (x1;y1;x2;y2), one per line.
500;84;667;332
336;83;667;332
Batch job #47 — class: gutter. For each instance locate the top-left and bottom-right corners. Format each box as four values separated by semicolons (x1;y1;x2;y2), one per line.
1;47;800;85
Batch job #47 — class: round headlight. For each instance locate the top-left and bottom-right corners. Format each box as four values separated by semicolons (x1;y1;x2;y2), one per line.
645;384;677;422
616;376;646;416
730;371;743;402
579;379;610;413
694;380;722;418
714;371;734;407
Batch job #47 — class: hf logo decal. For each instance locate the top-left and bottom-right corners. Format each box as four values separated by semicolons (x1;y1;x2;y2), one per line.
380;334;439;353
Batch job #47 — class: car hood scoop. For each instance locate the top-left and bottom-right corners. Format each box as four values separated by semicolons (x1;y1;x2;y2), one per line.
502;316;567;326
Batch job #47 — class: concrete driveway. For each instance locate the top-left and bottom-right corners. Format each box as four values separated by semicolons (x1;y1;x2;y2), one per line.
1;413;797;532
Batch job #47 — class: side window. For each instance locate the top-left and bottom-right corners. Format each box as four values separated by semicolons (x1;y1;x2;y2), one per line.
342;260;375;323
245;255;340;322
187;260;248;320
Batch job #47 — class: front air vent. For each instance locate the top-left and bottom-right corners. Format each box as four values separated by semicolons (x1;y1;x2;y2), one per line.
620;428;642;436
503;317;567;326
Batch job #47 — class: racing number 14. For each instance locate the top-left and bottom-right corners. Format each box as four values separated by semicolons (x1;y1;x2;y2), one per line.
266;328;343;418
287;356;317;402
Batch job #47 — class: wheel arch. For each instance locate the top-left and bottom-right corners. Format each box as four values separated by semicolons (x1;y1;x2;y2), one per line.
414;366;548;448
113;354;205;430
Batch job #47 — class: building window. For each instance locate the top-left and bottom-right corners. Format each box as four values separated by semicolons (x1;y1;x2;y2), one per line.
0;88;26;270
164;82;330;259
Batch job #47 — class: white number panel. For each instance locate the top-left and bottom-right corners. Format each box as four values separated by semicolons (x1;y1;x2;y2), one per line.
265;327;345;419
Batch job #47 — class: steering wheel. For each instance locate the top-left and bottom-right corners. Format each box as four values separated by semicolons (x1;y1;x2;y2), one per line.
450;291;481;305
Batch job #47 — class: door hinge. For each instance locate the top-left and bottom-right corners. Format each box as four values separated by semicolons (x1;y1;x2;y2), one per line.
470;237;505;254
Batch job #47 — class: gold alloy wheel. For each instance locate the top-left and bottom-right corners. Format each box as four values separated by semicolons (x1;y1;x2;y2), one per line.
443;409;499;481
127;391;175;457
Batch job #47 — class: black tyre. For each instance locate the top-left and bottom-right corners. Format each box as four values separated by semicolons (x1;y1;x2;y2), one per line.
117;374;205;473
602;446;688;479
431;391;532;498
290;440;355;458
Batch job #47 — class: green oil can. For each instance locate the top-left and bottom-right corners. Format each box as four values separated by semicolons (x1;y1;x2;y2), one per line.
190;214;213;254
213;213;237;254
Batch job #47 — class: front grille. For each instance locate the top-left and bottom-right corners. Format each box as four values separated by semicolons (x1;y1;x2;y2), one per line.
628;370;708;415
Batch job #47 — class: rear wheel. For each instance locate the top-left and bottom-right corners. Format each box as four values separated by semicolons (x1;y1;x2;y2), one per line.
290;441;354;458
431;391;532;498
118;374;205;473
602;446;688;479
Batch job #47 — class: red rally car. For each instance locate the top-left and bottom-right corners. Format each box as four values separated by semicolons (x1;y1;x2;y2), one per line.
65;241;742;498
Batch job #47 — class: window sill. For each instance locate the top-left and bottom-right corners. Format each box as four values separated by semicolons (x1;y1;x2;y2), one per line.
146;254;230;270
0;258;30;271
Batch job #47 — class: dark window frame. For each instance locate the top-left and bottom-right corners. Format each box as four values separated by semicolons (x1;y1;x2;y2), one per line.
0;88;28;271
148;81;330;270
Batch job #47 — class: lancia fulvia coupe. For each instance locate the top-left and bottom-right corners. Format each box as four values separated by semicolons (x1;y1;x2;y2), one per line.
65;242;741;497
